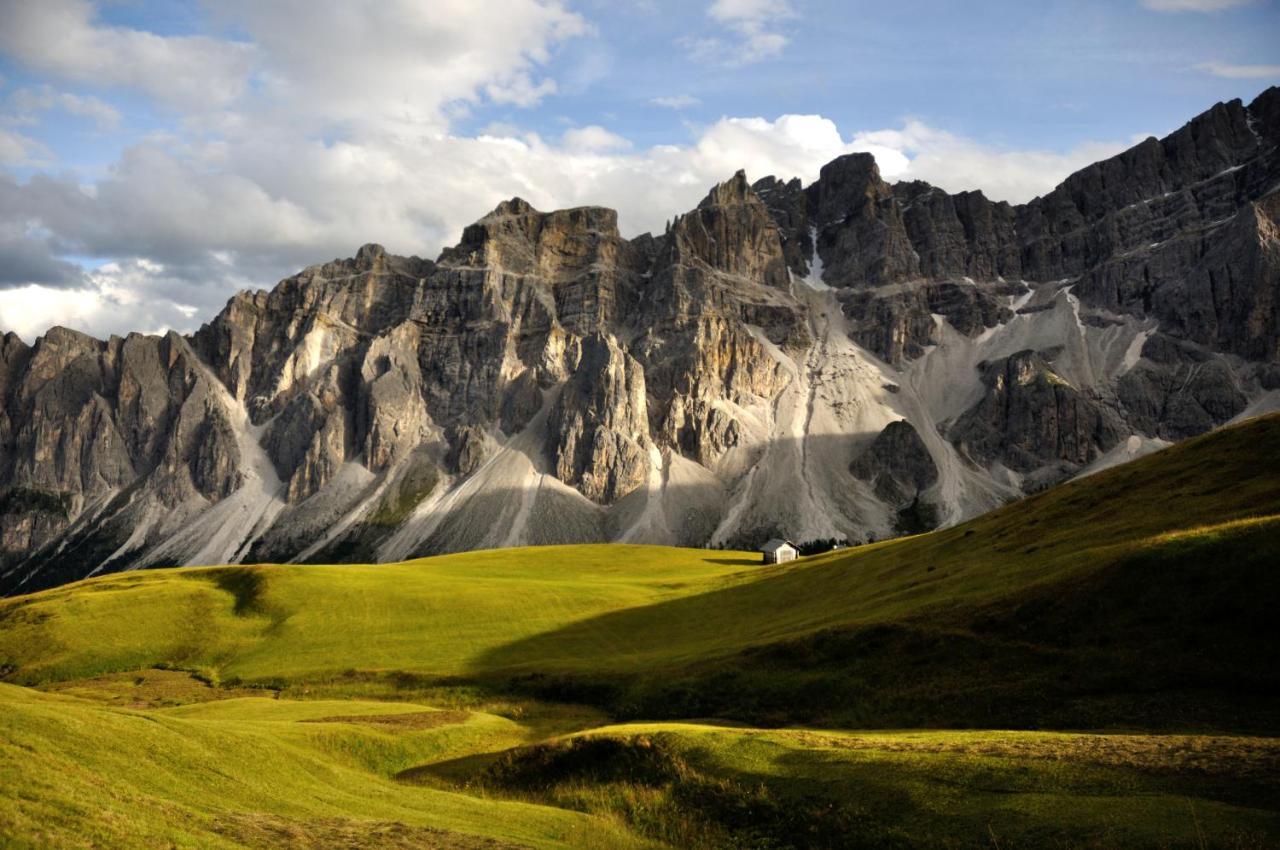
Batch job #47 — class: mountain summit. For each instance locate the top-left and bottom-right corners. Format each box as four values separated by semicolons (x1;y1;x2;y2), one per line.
2;87;1278;594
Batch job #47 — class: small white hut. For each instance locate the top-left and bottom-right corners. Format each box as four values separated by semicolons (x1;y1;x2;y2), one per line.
760;538;798;564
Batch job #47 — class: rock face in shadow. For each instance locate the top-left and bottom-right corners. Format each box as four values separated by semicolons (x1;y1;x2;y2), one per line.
952;351;1127;477
2;88;1278;593
850;421;938;506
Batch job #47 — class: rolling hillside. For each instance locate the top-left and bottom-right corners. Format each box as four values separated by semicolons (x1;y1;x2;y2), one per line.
1;414;1279;847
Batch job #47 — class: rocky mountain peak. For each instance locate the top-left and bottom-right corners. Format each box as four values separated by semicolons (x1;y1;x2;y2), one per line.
666;170;790;289
441;199;624;276
810;152;919;287
1250;86;1280;139
815;153;888;220
354;242;387;267
490;197;535;217
698;169;753;209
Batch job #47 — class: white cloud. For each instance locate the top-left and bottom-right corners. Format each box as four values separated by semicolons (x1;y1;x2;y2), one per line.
213;0;588;133
480;122;524;138
1140;0;1253;10
1193;61;1280;78
709;0;795;26
0;284;111;341
691;0;795;65
0;0;587;134
651;94;702;110
0;262;206;342
562;125;633;153
850;121;1126;204
0;0;256;108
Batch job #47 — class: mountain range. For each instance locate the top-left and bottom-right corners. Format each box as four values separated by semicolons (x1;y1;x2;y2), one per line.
2;86;1277;595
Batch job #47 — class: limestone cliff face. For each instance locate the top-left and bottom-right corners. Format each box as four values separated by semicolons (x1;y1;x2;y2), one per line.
0;328;247;587
635;172;803;469
545;334;651;504
2;88;1278;594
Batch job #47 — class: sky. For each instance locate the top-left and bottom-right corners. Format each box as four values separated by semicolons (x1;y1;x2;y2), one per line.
0;0;1277;342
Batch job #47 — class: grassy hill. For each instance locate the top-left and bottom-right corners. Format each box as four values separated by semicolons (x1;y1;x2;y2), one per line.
2;414;1279;847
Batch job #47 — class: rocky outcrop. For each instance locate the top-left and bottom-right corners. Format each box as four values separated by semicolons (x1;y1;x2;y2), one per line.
813;153;919;287
1;88;1278;594
1115;334;1248;439
445;424;488;477
192;243;430;416
634;172;804;467
752;175;813;274
0;328;255;580
952;350;1127;477
850;421;938;506
895;182;1022;281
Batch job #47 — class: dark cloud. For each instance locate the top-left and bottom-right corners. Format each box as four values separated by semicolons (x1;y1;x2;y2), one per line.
0;228;87;288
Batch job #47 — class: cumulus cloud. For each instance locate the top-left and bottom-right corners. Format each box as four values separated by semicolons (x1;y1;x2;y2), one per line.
0;0;586;134
0;260;208;342
1140;0;1253;10
1193;61;1280;78
212;0;587;133
850;121;1126;203
561;125;633;153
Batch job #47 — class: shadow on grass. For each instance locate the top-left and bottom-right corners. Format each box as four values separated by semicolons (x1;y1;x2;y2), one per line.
459;419;1280;732
466;514;1280;733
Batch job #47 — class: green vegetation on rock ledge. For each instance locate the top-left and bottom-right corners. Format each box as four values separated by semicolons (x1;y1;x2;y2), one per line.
0;487;71;518
1;414;1279;848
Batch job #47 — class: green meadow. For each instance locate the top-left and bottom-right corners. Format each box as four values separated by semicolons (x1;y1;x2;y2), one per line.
2;414;1279;848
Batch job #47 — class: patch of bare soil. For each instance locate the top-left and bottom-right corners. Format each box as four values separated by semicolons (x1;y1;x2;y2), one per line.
300;710;470;729
40;668;269;708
